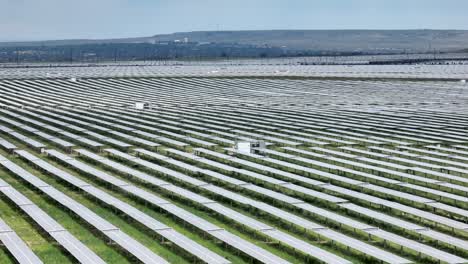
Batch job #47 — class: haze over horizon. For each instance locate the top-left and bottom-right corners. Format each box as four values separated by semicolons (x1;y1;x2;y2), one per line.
1;0;467;42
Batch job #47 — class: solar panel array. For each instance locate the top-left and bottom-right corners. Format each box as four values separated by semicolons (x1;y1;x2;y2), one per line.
0;76;468;264
0;64;467;80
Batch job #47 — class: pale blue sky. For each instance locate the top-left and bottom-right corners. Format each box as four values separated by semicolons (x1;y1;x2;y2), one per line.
1;0;467;41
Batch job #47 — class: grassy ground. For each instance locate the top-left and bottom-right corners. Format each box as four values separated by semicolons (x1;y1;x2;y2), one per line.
1;139;308;263
44;153;305;264
1;124;445;264
0;170;75;264
85;151;367;263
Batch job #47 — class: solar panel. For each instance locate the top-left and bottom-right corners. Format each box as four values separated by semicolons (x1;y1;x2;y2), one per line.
261;229;352;264
79;149;355;263
49;231;108;264
41;151;233;263
2;76;468;263
367;229;467;264
0;226;43;264
0;137;17;150
209;230;291;264
102;230;169;264
316;229;412;264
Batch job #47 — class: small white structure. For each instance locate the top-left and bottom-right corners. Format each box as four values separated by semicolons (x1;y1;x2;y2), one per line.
461;80;466;84
235;142;251;154
235;141;266;155
251;141;266;155
135;102;148;110
69;77;77;82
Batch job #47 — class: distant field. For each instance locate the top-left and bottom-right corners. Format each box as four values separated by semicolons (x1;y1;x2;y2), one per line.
0;76;468;264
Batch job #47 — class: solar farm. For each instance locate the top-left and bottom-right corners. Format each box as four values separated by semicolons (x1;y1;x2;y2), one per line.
1;66;468;264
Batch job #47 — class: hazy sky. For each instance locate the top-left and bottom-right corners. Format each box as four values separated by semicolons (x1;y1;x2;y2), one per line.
1;0;467;41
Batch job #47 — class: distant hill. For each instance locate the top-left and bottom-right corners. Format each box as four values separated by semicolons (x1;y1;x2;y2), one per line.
1;30;468;53
150;30;468;52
